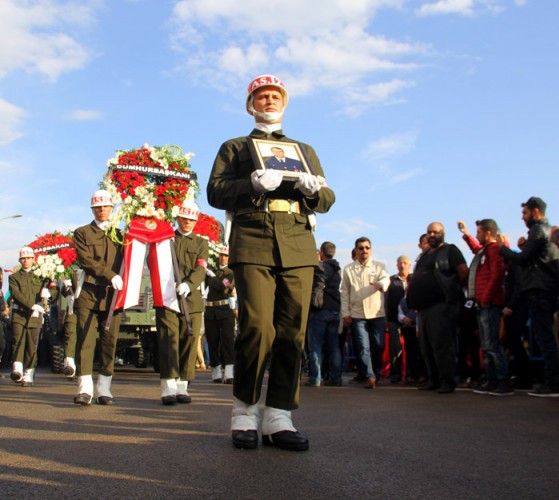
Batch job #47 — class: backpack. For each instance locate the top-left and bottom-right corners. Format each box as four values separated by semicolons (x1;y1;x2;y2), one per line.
434;244;462;304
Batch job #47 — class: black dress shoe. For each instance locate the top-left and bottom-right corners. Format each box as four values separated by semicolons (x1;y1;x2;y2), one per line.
437;383;455;394
224;378;234;385
324;380;342;387
262;431;309;451
417;381;440;391
11;371;23;383
176;394;192;404
161;395;178;406
64;366;75;377
96;396;114;405
74;393;93;406
213;378;223;383
232;430;258;449
21;381;33;387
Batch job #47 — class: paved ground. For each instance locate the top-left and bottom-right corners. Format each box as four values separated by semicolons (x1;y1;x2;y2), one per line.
0;367;558;499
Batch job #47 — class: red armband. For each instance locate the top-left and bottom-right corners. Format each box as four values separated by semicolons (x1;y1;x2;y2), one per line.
195;258;207;270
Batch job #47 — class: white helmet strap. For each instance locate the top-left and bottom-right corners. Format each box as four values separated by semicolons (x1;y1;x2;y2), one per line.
249;105;284;123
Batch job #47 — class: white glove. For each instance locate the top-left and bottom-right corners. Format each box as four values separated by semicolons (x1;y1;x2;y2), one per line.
176;282;190;297
228;297;236;310
251;169;282;194
63;279;72;288
31;304;45;317
40;288;51;299
206;269;216;278
298;173;321;198
111;275;123;290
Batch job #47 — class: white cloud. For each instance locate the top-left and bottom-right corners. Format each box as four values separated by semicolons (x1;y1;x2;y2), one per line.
324;218;377;236
170;0;428;113
64;109;103;121
172;0;406;38
0;0;97;81
342;79;415;116
416;0;503;17
363;132;417;160
386;168;422;185
361;132;421;187
0;99;27;145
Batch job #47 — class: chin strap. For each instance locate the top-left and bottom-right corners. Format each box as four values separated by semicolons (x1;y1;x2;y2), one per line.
249;105;284;123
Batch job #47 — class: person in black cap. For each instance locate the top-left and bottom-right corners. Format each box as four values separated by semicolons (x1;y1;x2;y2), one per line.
496;196;559;397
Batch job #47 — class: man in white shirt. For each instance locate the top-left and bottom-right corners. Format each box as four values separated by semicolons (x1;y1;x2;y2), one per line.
341;237;390;388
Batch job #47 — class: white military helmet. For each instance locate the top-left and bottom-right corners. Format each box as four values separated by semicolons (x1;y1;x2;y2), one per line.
219;245;229;255
19;246;35;259
90;189;114;208
245;74;289;115
177;200;200;220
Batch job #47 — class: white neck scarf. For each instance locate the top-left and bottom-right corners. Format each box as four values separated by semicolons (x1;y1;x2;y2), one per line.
255;123;282;134
95;220;109;231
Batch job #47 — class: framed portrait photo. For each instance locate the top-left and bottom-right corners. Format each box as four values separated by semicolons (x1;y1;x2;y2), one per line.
248;138;315;178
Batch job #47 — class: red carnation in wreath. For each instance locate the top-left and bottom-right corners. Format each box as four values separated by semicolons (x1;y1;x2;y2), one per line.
27;231;79;281
193;213;223;269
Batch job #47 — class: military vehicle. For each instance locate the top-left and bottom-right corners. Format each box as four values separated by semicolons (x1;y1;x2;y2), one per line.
42;266;159;373
116;267;158;370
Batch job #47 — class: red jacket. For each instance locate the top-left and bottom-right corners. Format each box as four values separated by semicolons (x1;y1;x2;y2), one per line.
463;234;507;306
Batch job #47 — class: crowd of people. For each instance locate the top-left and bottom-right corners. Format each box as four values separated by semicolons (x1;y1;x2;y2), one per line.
2;72;558;457
305;196;559;399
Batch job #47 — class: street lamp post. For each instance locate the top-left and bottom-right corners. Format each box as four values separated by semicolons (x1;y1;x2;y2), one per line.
0;214;23;221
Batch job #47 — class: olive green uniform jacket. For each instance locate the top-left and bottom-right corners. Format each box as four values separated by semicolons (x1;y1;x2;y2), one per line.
207;129;335;267
74;222;123;311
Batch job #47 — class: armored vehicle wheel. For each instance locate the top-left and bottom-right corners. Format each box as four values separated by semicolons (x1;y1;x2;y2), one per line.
51;343;65;373
135;344;147;368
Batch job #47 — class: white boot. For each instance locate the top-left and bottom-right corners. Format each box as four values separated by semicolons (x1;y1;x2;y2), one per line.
22;368;35;386
224;364;234;384
177;379;189;396
231;397;261;431
262;406;297;435
11;361;23;382
176;379;192;403
78;375;94;395
95;374;114;405
96;374;113;398
212;366;223;383
63;357;76;377
75;375;94;405
160;378;178;405
160;378;177;398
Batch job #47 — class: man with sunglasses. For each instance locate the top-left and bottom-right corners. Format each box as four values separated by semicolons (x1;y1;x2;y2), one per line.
341;237;390;388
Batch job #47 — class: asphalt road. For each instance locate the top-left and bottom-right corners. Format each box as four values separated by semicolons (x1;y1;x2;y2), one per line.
0;367;557;499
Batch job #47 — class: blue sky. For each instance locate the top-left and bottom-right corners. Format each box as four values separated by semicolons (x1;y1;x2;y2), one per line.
1;0;557;286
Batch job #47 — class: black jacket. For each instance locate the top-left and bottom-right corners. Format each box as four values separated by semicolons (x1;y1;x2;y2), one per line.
499;218;559;293
385;274;410;322
310;258;341;312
